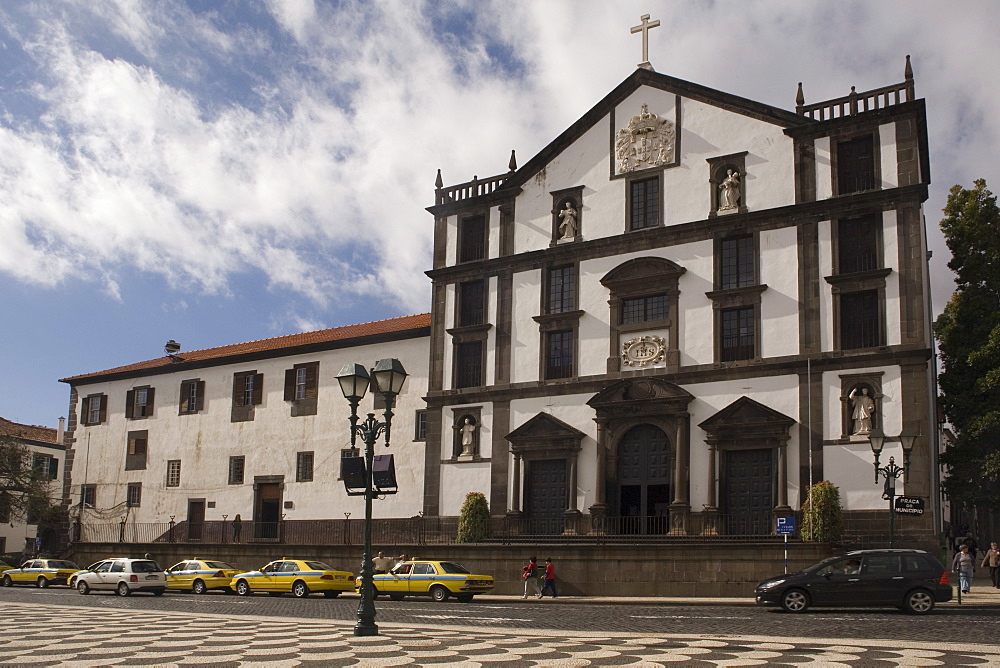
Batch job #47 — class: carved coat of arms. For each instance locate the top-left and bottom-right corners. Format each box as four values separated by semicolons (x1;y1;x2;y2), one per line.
615;104;675;174
622;335;666;367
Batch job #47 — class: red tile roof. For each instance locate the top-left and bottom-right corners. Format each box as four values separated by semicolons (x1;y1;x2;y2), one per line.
61;313;431;384
0;417;59;444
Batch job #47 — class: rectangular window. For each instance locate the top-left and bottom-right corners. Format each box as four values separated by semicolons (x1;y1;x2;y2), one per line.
81;484;96;508
283;362;319;416
721;307;756;361
720;236;755;289
295;367;308;400
33;454;57;480
228;456;245;485
243;374;255;407
547;266;576;314
837;134;876;194
126;482;142;508
838;214;881;274
296;451;314;482
178;379;205;414
415;410;427;441
459;214;487;262
621;294;668;324
125;386;155;419
82;394;106;426
629;176;660;230
166;460;181;487
125;430;148;471
841;290;881;349
459;279;486;326
232;371;263;422
546;330;575;379
455;341;483;388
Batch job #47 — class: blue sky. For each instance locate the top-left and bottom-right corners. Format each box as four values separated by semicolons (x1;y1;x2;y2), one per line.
1;0;998;428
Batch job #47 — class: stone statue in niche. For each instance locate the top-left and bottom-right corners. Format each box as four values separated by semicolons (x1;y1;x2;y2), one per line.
719;168;741;211
458;417;477;457
849;386;876;435
558;200;578;240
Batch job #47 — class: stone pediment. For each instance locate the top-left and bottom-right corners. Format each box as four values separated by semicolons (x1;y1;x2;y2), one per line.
600;257;685;289
699;396;795;439
506;412;585;457
588;377;694;411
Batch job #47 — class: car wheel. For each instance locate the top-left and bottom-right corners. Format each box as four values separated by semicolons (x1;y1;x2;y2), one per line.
77;580;90;595
903;589;935;615
117;582;131;597
323;591;340;598
2;575;12;587
153;589;165;596
37;576;49;588
456;594;473;603
780;588;809;613
192;579;207;595
430;585;450;602
292;581;310;598
389;593;405;601
235;580;251;596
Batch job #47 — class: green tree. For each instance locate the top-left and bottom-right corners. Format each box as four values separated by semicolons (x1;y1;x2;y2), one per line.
935;179;1000;508
801;481;843;542
0;434;54;525
456;492;490;543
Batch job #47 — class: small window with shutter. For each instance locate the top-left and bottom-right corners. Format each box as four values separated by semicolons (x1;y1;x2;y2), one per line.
125;430;148;471
81;394;107;426
283;362;319;417
178;379;205;415
125;386;155;419
231;371;263;422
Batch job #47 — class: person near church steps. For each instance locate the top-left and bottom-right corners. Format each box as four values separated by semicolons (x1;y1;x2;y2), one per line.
521;556;541;599
540;557;557;598
953;543;974;594
981;542;1000;589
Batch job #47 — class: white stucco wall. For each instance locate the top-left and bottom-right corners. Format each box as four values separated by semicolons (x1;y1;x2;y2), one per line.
759;227;801;359
879;122;897;189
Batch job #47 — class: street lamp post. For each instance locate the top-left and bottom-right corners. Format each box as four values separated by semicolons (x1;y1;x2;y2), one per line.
337;358;407;638
868;428;916;548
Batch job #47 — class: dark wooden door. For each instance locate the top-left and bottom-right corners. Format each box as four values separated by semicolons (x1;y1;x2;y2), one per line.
254;483;282;540
187;500;205;541
616;424;671;534
723;448;772;535
525;459;566;535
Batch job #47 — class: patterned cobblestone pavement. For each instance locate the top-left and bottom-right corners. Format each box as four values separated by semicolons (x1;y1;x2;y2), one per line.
3;602;1000;666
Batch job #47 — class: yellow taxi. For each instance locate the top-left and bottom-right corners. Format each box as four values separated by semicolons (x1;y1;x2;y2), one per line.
1;558;80;588
231;558;354;598
166;559;241;594
361;559;494;602
0;557;16;574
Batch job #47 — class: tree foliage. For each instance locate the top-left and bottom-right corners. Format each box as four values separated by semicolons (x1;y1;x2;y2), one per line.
456;492;490;543
0;434;55;525
935;179;1000;508
801;481;843;542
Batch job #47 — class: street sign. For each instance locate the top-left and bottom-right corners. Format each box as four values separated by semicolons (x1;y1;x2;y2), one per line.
776;516;796;535
894;496;925;515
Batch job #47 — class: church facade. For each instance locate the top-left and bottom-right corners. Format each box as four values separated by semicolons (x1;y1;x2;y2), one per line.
60;61;938;543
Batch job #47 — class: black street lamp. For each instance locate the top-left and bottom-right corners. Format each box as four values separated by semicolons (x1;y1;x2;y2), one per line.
337;358;407;637
868;428;917;548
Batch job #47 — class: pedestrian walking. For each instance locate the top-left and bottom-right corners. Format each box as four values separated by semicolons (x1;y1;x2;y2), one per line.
521;556;541;599
540;557;557;598
981;541;1000;589
953;543;974;593
231;514;242;543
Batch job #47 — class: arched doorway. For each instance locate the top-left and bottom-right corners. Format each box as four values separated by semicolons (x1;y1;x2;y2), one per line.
616;424;671;534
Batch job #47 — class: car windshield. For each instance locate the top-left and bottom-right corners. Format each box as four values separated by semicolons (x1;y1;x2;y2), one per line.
47;561;78;569
131;560;160;573
305;561;333;571
438;562;470;574
803;556;851;574
204;561;236;570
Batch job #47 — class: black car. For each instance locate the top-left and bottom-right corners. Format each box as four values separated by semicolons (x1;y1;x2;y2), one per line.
755;549;951;614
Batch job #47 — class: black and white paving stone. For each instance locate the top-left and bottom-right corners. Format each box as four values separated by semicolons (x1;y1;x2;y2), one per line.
2;602;999;666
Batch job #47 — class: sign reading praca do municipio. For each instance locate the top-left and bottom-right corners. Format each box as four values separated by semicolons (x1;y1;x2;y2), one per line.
894;497;925;515
775;517;796;535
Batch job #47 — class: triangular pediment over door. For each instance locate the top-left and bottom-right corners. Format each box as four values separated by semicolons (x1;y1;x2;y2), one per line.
698;396;795;440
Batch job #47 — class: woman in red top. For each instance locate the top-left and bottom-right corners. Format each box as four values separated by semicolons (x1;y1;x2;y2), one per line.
540;557;557;598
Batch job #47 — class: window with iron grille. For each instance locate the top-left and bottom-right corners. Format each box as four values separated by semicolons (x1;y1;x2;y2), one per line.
545;330;575;379
126;482;142;508
621;294;668;324
837;134;876;194
296;451;314;482
720;236;755;289
838;214;881;274
166;460;181;487
455;341;483;388
547;266;576;314
228;456;245;485
841;290;881;349
414;410;427;441
629;176;660;230
459;214;487;262
721;307;755;361
459;279;486;326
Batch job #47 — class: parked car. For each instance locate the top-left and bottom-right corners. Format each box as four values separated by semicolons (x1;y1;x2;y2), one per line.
0;557;17;573
231;559;354;598
755;549;951;614
67;561;109;589
361;560;495;602
1;559;80;588
75;558;166;596
166;559;240;594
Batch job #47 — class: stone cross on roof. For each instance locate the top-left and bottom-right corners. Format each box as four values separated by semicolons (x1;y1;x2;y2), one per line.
630;14;660;70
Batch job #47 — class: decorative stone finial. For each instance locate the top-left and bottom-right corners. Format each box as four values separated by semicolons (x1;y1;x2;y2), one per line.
904;54;913;81
795;82;804;108
435;168;443;189
508;149;517;172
